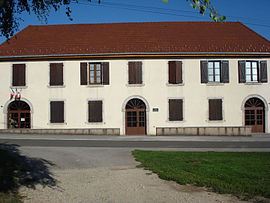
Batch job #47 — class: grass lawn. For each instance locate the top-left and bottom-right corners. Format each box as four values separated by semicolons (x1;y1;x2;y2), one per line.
132;150;270;200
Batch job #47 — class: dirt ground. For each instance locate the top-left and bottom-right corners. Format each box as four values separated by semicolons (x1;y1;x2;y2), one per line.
20;165;249;203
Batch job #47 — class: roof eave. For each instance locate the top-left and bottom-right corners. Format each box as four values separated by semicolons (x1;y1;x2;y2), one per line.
0;52;270;61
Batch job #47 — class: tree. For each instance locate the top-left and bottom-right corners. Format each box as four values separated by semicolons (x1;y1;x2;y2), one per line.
0;0;225;39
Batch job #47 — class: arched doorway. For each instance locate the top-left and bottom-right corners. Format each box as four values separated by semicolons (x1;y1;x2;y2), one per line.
125;98;146;135
244;97;265;133
7;101;31;129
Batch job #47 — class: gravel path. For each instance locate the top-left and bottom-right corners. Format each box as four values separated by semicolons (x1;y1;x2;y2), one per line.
20;165;248;203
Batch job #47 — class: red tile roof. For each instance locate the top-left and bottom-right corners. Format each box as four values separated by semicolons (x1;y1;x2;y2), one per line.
0;21;269;58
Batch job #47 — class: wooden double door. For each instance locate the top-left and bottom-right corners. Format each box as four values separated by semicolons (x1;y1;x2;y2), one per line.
244;98;265;133
8;101;31;129
125;99;146;135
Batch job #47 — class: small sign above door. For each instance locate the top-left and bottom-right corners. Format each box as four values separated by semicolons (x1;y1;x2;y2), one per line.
152;108;159;112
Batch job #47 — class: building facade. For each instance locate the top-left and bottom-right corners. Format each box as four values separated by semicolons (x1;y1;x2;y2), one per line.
0;22;269;135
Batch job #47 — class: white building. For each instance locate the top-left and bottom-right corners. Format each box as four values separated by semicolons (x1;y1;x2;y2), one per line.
0;22;269;135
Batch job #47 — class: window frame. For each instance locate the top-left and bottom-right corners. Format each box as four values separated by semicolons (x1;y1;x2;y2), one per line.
89;63;103;85
88;100;103;123
168;61;183;85
207;61;221;83
127;61;143;85
12;64;26;87
49;63;64;87
49;100;65;124
208;98;224;121
245;61;259;83
201;60;229;84
80;62;109;86
168;98;184;122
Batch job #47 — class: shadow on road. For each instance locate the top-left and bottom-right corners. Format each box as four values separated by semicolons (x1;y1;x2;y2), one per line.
0;143;56;193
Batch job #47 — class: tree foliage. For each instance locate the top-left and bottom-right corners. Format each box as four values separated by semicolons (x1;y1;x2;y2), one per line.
0;0;225;40
186;0;226;22
0;0;73;39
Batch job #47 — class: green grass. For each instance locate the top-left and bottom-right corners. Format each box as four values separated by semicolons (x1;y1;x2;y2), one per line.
132;150;270;200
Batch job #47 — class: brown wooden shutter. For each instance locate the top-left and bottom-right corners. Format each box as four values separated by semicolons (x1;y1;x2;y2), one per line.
80;62;87;85
50;63;63;86
175;61;183;84
128;62;136;84
221;61;229;83
12;64;26;86
169;99;183;121
209;99;222;121
259;61;268;83
238;61;246;83
168;61;182;84
50;101;64;123
200;61;208;83
102;62;110;85
135;62;142;84
168;61;176;84
88;101;103;122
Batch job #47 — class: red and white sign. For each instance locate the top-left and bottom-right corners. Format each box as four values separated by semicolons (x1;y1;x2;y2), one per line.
10;88;21;100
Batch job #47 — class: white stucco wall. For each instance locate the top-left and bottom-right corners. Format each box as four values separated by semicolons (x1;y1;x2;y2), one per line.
0;58;269;134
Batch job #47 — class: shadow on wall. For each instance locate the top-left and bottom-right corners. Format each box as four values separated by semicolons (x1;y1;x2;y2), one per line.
0;143;56;193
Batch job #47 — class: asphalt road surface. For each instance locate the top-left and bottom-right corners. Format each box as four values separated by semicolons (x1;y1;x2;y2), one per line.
0;138;270;149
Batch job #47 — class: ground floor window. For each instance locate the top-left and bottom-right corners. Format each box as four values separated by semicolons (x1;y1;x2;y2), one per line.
50;101;64;123
209;99;223;121
168;99;183;121
88;100;103;122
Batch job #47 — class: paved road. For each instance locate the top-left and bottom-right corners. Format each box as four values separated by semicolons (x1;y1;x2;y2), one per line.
0;134;270;151
1;138;270;149
1;134;270;169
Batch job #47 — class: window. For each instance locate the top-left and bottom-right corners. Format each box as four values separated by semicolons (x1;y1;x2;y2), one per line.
50;63;63;86
201;61;229;83
209;99;223;121
12;64;26;86
128;61;142;84
238;60;267;83
208;61;220;82
169;99;183;121
168;61;182;84
80;62;109;85
88;100;103;122
50;101;64;123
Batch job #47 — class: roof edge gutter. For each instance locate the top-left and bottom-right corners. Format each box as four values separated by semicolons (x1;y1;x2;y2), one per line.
0;52;270;60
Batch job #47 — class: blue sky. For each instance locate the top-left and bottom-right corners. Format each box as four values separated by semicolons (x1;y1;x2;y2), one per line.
2;0;270;43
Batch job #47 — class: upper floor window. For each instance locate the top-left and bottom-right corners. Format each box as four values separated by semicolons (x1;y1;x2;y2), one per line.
208;61;220;82
239;60;267;83
12;64;26;86
50;63;63;86
80;62;109;85
201;61;229;83
128;61;142;84
168;61;182;84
